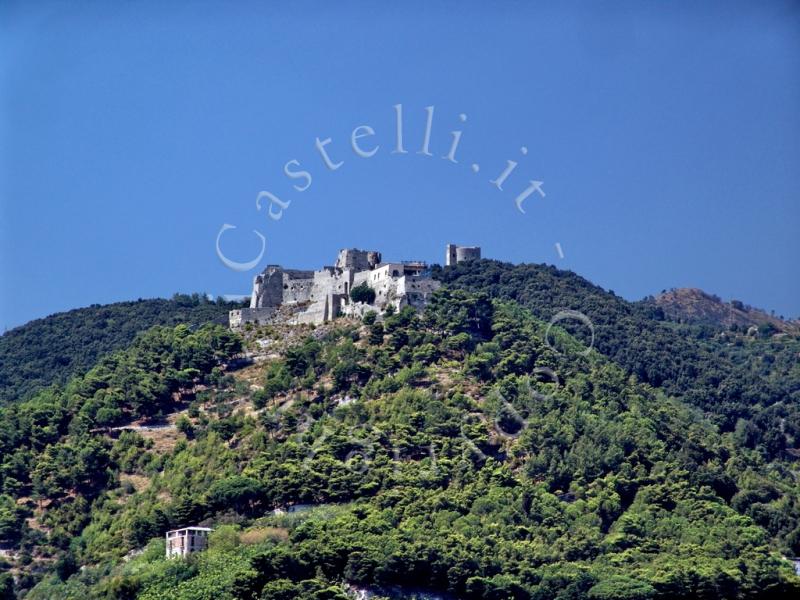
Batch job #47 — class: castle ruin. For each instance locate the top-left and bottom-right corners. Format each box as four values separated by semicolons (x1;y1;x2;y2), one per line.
229;247;451;328
445;243;481;266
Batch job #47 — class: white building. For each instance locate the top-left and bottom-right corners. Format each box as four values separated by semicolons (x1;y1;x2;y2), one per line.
165;526;213;558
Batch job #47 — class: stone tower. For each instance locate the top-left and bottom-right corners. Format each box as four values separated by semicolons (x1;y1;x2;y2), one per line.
335;248;382;271
446;243;481;266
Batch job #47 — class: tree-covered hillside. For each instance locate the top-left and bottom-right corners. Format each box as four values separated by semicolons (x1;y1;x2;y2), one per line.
3;288;798;599
434;260;800;463
0;294;243;406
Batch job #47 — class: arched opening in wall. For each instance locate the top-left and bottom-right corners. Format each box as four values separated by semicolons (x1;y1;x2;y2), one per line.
283;284;288;289
392;270;399;277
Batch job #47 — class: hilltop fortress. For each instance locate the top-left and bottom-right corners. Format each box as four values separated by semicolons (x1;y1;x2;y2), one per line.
229;244;481;328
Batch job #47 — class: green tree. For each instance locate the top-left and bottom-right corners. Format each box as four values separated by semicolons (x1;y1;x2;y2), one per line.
349;283;376;305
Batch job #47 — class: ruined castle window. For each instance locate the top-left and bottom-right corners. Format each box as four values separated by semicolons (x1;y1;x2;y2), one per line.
392;270;399;277
284;284;288;289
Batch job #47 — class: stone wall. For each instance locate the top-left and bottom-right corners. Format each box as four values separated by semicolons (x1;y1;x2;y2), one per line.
396;275;441;309
341;301;377;319
291;292;348;325
251;266;285;308
230;307;276;327
446;244;458;267
456;246;481;263
282;270;315;304
335;248;381;271
311;267;352;299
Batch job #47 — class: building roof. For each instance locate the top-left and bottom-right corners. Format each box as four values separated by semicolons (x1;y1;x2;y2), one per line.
167;526;213;534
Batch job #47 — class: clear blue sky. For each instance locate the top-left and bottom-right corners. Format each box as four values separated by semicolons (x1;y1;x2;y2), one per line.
1;0;799;330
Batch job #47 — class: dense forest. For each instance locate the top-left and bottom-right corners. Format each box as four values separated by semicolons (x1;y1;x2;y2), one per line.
0;294;243;406
1;270;798;599
434;260;800;463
